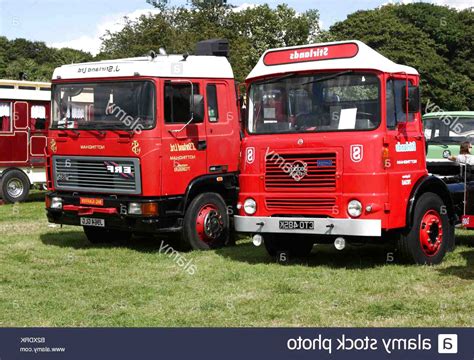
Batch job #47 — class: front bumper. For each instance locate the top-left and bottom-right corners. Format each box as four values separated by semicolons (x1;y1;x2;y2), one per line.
46;192;183;234
234;215;382;237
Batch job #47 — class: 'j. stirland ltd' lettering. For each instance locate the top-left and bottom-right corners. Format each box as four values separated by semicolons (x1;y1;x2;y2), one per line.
170;142;197;152
290;47;329;60
78;65;120;74
106;103;144;134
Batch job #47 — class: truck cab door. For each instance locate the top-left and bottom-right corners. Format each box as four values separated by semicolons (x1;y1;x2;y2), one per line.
385;76;424;228
161;80;208;196
204;81;240;174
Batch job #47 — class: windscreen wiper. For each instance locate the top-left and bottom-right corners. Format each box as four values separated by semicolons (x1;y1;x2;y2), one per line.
255;73;297;85
302;70;354;85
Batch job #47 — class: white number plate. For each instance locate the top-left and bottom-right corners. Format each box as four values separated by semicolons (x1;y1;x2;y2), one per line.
80;218;105;227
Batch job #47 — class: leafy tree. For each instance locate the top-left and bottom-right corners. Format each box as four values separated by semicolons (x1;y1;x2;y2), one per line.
100;2;322;82
329;4;473;110
0;36;93;82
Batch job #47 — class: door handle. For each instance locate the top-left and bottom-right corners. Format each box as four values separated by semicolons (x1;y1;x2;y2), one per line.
197;140;207;151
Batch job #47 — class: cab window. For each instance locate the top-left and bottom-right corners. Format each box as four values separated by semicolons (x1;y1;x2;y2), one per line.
165;83;201;124
0;102;11;132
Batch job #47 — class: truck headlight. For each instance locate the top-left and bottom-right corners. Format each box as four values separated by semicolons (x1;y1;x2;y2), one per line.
243;198;257;215
51;197;63;210
128;202;142;215
348;200;362;218
128;202;159;216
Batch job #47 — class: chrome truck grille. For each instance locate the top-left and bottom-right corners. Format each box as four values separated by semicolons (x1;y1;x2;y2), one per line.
265;152;337;191
52;156;141;194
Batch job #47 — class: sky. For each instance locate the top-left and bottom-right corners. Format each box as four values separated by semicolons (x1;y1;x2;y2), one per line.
0;0;471;55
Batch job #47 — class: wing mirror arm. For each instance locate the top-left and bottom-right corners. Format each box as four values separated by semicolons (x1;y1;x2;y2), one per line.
169;115;194;134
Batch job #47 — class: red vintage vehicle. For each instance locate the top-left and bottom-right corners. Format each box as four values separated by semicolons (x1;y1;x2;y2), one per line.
0;79;51;203
235;40;456;264
45;40;241;249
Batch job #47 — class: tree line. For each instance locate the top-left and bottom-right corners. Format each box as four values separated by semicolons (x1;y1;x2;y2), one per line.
0;1;471;110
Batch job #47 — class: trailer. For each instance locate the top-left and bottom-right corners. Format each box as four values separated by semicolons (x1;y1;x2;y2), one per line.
45;40;241;249
0;79;51;203
234;40;456;265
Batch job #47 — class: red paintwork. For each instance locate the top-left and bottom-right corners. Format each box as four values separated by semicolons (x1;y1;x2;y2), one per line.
47;77;241;198
63;205;118;216
462;215;474;229
263;43;359;66
238;71;426;232
196;203;223;243
0;99;50;168
419;209;443;256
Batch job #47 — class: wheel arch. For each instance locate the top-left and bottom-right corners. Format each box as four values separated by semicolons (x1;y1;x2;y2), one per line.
182;173;238;214
406;175;456;228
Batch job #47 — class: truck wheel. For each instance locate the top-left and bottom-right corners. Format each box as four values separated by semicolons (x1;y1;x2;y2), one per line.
264;234;313;258
83;227;132;245
398;192;451;265
181;192;229;250
0;170;30;203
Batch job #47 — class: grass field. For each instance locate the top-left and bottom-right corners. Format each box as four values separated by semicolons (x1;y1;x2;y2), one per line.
0;197;473;327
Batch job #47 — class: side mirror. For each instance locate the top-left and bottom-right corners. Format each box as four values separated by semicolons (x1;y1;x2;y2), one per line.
191;94;204;122
401;85;420;113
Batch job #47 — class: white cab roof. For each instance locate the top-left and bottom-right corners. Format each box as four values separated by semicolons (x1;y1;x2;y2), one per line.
53;54;234;81
0;80;51;101
247;40;418;80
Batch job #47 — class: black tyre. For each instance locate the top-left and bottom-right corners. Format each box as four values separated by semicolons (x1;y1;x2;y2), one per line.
181;192;229;251
83;227;132;245
264;234;314;258
397;192;452;265
0;169;30;204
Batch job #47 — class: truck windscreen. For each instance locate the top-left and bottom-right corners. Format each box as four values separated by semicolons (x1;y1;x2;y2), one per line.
247;73;380;134
51;81;155;132
424;117;474;144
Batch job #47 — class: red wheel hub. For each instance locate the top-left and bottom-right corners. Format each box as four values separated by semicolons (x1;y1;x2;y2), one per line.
195;204;224;244
419;210;443;256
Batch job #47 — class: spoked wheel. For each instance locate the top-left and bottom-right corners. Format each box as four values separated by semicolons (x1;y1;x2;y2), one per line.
398;192;451;265
181;193;229;250
419;210;443;257
0;170;30;203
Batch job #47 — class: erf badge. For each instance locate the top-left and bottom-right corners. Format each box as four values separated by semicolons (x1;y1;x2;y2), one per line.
50;139;57;154
131;140;141;155
350;144;363;163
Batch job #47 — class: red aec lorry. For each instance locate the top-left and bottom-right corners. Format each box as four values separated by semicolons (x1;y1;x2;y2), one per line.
234;40;457;265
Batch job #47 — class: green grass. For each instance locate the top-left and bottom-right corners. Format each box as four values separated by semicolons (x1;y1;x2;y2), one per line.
0;200;473;327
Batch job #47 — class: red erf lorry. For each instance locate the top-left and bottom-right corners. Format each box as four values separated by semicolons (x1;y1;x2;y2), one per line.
0;79;51;203
234;40;456;265
45;40;240;249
